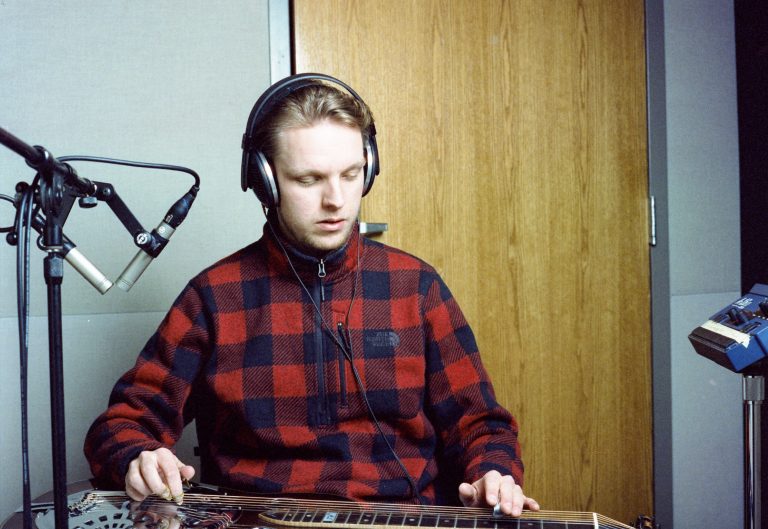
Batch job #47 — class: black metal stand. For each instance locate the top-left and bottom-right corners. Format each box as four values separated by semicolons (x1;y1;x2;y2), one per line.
37;146;83;529
45;252;68;529
1;126;93;529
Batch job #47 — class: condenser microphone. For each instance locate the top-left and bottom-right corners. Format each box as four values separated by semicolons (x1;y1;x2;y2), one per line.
63;243;113;294
29;212;113;294
115;187;198;291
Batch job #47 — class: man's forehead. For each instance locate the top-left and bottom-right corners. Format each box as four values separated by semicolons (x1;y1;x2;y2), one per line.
277;121;363;143
275;122;365;168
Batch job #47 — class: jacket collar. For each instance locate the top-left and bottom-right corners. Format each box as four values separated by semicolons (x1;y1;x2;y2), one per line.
262;212;360;284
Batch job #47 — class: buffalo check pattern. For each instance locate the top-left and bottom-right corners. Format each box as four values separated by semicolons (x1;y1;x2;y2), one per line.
85;222;523;504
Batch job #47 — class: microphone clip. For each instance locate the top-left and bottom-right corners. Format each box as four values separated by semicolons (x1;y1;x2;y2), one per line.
133;229;167;259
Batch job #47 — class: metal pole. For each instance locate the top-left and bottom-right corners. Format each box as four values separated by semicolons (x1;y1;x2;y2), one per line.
743;375;763;529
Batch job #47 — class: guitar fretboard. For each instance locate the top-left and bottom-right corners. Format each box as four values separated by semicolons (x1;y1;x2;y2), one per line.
260;507;622;529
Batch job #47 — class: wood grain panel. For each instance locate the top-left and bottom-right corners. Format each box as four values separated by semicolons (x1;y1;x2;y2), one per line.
293;0;652;522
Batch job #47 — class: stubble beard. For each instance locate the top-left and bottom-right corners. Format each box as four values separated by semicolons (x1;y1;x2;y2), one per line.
278;214;357;257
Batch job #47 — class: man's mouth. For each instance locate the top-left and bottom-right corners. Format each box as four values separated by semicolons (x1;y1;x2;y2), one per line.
318;218;346;231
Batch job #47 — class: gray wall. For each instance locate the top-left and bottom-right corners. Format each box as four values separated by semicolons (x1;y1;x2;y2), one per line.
650;1;745;528
0;0;281;521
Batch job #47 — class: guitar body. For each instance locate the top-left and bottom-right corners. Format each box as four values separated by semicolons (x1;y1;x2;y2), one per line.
2;482;645;529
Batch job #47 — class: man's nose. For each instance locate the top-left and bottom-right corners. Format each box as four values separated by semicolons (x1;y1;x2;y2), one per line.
322;177;344;209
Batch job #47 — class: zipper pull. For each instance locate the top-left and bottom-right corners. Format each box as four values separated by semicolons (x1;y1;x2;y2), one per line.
318;259;326;301
337;322;352;356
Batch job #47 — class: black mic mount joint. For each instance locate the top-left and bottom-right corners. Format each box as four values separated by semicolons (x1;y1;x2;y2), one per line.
134;229;167;258
30;146;97;224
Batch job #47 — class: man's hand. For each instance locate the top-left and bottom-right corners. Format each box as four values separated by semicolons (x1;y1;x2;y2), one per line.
458;470;539;517
125;447;196;504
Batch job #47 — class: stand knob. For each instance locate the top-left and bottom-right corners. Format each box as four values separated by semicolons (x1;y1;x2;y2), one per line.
78;196;98;208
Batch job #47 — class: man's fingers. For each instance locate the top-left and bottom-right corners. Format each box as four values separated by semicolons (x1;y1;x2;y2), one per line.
459;470;504;508
138;451;172;499
125;458;152;501
125;477;148;502
126;448;193;504
458;471;538;518
481;470;503;507
458;482;479;506
179;461;196;482
156;455;185;502
525;497;541;511
497;474;520;514
496;475;540;517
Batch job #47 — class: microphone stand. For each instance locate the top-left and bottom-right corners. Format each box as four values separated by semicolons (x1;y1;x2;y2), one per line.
1;126;90;529
43;212;69;529
689;289;768;529
741;365;764;529
2;125;199;529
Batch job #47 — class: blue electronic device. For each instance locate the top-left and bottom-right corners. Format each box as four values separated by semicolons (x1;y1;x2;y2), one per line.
689;283;768;372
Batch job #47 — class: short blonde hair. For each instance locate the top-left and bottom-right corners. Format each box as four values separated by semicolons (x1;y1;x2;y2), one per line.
255;83;374;162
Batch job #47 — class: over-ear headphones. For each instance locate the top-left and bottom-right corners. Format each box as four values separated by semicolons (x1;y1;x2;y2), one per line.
241;73;379;208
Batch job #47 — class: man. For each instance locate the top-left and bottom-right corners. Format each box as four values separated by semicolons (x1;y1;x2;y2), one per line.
84;74;539;517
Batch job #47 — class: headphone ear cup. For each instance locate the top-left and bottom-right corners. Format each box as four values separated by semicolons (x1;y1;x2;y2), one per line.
362;136;379;197
250;150;280;207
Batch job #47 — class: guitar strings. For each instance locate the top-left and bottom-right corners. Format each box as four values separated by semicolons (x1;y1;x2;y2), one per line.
93;491;587;520
78;491;629;526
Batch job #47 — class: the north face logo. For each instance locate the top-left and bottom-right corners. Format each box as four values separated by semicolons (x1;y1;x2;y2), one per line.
365;331;400;348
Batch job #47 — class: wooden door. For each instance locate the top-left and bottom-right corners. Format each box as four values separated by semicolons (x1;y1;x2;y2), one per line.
293;0;652;522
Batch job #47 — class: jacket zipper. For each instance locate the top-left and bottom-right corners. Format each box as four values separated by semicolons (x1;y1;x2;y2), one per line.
318;259;326;301
315;259;330;425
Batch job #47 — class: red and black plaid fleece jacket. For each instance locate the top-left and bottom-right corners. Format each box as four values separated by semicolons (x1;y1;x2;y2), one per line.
84;223;523;504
